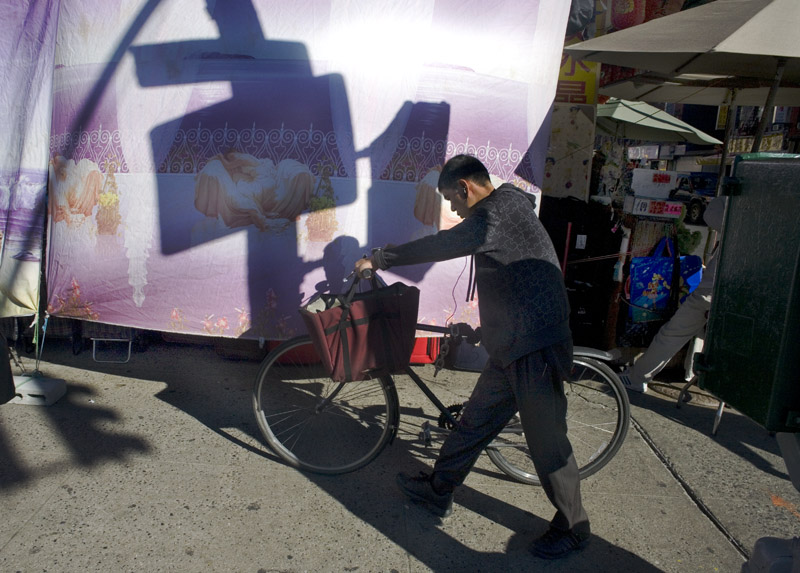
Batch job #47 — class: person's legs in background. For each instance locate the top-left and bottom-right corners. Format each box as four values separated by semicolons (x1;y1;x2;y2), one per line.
620;288;711;393
683;335;705;382
0;336;15;405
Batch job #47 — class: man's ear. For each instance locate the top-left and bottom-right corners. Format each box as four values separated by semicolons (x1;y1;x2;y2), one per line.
457;179;469;199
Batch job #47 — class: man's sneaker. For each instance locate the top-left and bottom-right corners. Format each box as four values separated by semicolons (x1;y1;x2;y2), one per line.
395;471;453;518
529;526;590;559
619;372;647;393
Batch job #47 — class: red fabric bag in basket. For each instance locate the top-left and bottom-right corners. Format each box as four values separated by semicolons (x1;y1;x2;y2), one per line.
299;278;420;382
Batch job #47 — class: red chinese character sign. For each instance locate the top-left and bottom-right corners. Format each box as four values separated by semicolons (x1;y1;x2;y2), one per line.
37;0;570;339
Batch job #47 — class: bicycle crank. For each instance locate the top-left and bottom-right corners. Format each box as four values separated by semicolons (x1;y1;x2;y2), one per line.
437;403;464;430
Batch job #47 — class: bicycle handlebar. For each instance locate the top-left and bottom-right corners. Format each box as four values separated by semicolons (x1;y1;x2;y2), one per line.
353;261;480;342
416;322;481;344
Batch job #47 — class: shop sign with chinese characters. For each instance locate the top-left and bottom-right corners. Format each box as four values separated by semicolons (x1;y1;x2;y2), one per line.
631;168;678;199
624;196;684;219
556;52;598;104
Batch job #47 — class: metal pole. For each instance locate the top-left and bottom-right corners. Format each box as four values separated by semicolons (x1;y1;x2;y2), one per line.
716;88;738;195
705;89;739;266
751;57;787;153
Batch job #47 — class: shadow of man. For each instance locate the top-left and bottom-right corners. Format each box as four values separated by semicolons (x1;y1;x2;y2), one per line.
132;0;357;340
363;100;451;285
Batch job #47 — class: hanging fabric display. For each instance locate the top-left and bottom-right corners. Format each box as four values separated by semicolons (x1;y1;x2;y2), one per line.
4;0;570;341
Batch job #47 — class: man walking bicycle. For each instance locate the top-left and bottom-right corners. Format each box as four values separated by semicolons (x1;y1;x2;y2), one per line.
354;155;589;559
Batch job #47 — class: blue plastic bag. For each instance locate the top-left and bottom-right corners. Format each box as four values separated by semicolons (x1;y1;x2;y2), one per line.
628;237;703;322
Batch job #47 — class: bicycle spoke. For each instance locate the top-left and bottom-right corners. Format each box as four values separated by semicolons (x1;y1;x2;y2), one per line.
269;414;317;453
488;442;528;450
265;410;308;430
569;421;619;435
485;356;629;485
253;336;397;474
334;384;389;402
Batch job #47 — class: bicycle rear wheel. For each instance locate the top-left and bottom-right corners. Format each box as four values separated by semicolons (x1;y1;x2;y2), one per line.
252;335;400;475
486;356;630;486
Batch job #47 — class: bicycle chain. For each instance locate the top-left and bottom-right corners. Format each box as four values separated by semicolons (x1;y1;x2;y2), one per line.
433;323;461;376
433;337;449;376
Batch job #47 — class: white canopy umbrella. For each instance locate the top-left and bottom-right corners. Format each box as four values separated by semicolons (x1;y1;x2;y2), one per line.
565;0;800;84
565;0;800;175
597;98;722;145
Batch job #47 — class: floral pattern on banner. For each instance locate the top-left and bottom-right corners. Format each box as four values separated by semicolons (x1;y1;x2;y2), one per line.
234;306;251;337
50;128;129;174
158;124;349;178
169;307;186;331
97;158;122;236
202;314;230;336
169;305;250;337
448;139;529;190
48;278;100;321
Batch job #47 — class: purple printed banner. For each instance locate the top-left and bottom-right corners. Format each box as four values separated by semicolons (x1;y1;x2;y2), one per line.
0;0;60;317
40;0;568;339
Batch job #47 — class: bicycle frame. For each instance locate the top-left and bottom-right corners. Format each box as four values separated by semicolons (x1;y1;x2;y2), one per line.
404;323;618;432
404;323;461;428
252;316;629;482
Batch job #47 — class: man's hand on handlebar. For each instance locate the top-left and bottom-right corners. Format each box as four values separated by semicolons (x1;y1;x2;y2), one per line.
451;322;481;344
354;255;374;279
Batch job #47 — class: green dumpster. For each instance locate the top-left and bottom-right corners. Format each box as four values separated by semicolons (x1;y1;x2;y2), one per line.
696;153;800;432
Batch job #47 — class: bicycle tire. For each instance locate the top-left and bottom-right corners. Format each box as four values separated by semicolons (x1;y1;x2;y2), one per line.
252;335;400;475
485;356;630;486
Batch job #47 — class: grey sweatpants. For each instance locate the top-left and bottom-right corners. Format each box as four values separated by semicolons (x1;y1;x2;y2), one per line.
431;340;589;533
627;288;712;386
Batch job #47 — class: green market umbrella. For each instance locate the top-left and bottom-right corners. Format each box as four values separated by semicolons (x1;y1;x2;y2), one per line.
597;98;722;144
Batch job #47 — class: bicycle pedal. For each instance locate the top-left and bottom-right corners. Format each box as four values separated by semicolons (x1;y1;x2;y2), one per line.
420;422;432;446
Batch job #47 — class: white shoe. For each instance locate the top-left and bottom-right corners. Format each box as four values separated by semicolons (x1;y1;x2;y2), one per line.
619;372;647;393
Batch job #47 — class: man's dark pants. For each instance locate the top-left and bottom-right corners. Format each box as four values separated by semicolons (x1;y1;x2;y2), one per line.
431;340;589;534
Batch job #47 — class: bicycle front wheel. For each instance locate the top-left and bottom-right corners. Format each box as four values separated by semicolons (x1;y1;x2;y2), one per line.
486;356;630;486
252;335;400;475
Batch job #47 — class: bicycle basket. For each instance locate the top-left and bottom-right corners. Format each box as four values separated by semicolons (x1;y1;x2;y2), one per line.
299;279;420;382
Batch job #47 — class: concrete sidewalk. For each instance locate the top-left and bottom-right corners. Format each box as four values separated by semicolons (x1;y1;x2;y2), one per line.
1;338;797;572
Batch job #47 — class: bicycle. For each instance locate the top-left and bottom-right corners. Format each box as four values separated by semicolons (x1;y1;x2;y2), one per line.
252;301;630;486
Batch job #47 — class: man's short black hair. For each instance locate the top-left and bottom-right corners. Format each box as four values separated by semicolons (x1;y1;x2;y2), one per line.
438;154;491;190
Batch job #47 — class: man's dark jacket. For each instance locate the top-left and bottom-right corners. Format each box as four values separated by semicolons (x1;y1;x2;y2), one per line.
373;183;571;367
